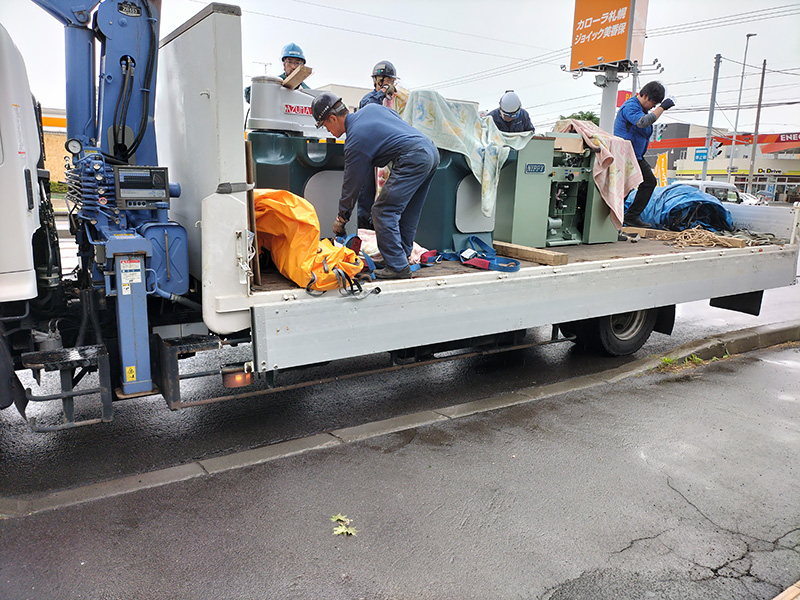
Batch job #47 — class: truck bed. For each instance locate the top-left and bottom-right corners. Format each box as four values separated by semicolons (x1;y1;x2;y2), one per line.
251;236;773;292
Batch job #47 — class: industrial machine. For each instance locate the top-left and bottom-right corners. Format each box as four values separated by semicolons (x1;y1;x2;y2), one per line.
494;133;618;249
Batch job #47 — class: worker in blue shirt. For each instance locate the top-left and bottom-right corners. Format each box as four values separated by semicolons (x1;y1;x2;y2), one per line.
488;91;535;133
244;42;308;103
355;61;400;229
613;81;675;228
312;92;439;279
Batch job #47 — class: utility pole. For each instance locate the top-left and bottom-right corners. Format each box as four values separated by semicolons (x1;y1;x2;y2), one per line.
598;66;620;133
701;54;722;180
729;33;756;183
747;59;767;194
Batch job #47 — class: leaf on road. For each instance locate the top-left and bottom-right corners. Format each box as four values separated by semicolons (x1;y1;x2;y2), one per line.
330;514;351;525
333;524;358;536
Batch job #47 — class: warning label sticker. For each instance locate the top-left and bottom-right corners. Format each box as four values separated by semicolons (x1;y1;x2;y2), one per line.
120;259;142;284
125;366;136;381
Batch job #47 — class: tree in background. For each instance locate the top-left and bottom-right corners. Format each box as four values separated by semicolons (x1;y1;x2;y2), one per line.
559;111;599;125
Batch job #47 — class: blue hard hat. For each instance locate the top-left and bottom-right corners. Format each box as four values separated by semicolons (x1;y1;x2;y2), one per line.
281;42;306;63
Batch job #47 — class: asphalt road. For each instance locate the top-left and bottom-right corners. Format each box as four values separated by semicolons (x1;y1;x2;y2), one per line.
1;343;798;599
1;252;798;497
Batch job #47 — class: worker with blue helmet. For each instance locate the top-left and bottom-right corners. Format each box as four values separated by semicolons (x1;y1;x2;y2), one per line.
279;42;309;89
244;42;309;103
488;91;535;133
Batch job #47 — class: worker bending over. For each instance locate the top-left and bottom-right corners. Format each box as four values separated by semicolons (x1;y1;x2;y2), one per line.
613;81;675;228
312;92;439;280
488;91;535;133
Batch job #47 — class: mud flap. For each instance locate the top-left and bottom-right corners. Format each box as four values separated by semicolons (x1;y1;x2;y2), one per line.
0;322;26;410
710;290;763;317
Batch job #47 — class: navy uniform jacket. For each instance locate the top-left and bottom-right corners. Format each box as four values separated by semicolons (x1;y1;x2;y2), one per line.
488;108;535;133
338;104;434;220
613;96;651;159
359;89;388;109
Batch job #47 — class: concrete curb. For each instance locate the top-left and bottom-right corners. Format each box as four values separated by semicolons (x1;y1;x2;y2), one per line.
3;320;799;518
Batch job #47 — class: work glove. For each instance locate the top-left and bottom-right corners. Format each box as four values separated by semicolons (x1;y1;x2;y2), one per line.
382;83;396;97
660;97;675;111
333;215;347;237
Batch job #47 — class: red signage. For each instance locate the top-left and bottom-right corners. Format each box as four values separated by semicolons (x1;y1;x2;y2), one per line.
617;90;633;107
284;104;312;116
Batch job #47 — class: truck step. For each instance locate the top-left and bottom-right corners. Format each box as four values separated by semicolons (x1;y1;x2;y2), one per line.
20;344;113;432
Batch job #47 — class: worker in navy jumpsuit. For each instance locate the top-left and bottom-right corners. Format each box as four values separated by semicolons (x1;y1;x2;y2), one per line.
354;65;399;229
335;104;439;276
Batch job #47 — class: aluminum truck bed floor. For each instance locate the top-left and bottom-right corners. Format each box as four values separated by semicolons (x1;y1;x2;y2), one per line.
250;238;744;292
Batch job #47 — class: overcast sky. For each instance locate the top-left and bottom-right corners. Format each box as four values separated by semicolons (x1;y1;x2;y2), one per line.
2;0;799;134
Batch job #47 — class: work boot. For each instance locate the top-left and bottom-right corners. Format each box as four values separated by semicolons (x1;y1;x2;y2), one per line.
375;265;413;280
624;215;652;228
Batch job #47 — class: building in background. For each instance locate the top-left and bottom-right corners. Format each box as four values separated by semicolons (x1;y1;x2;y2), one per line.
645;123;800;203
41;108;67;183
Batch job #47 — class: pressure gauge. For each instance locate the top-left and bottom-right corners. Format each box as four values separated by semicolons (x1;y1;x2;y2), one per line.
65;138;83;155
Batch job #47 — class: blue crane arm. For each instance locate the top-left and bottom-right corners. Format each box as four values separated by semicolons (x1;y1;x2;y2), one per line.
31;0;161;165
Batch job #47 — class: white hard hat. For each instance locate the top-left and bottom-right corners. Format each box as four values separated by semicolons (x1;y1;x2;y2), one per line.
499;90;522;115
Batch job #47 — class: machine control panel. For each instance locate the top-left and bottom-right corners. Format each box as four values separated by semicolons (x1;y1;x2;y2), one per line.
113;166;170;209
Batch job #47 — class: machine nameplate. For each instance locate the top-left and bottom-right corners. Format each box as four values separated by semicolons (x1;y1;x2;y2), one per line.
284;104;312;116
525;163;546;174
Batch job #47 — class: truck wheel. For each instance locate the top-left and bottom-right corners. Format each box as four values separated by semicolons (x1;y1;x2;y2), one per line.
590;309;657;356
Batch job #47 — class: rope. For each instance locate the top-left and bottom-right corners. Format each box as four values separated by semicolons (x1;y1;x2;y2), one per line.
652;227;749;249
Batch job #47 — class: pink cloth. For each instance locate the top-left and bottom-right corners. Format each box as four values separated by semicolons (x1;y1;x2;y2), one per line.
357;228;429;265
555;119;643;229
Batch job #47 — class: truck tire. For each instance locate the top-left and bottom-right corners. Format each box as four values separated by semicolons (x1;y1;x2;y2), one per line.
590;309;657;356
559;309;658;356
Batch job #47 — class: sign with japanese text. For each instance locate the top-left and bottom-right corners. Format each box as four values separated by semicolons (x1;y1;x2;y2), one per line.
570;0;648;71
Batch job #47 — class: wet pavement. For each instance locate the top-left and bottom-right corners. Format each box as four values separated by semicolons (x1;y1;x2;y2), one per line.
1;343;798;599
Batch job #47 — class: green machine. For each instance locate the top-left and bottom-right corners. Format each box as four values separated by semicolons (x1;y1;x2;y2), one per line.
494;133;619;248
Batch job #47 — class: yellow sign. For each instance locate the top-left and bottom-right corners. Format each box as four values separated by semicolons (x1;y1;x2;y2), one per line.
654;152;669;187
125;366;136;382
570;0;648;71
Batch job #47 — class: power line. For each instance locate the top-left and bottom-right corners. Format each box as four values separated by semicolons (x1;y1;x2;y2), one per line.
419;48;571;90
640;4;800;37
420;5;799;92
722;57;800;77
288;0;554;52
189;0;528;61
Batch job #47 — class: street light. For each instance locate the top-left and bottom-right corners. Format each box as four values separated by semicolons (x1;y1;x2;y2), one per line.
729;33;757;181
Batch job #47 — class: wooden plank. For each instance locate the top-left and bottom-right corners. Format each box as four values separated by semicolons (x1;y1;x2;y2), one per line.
281;65;312;90
621;226;652;237
773;580;800;600
493;241;568;266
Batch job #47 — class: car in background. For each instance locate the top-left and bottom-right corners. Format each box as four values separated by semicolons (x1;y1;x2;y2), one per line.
680;180;741;203
739;192;765;205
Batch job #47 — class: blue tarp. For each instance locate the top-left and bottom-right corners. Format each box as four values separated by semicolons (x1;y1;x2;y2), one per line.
625;183;734;232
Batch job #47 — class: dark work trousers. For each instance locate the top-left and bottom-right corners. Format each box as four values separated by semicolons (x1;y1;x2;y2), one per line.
356;174;376;229
627;157;657;219
372;144;440;272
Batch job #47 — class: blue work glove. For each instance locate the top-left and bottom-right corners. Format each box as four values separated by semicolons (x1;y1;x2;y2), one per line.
660;97;675;111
